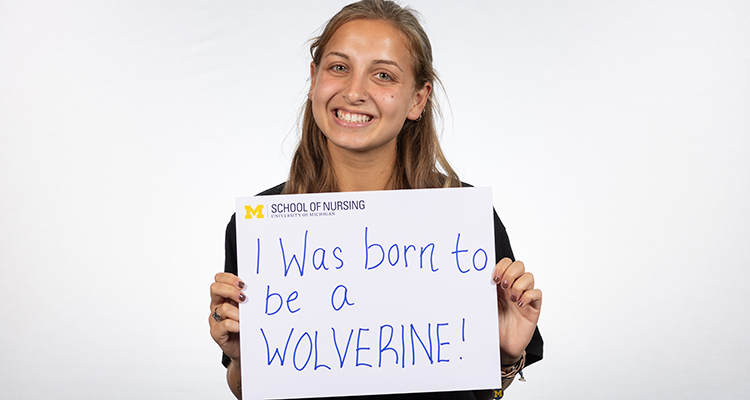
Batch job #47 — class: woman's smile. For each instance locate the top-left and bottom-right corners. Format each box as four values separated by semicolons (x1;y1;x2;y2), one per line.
334;108;374;125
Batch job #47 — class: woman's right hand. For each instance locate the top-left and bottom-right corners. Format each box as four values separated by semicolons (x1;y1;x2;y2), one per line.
209;272;246;367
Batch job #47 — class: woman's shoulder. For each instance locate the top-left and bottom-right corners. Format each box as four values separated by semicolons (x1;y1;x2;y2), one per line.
257;182;286;196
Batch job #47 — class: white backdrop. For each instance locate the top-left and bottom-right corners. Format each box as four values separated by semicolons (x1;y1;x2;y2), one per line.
1;1;749;399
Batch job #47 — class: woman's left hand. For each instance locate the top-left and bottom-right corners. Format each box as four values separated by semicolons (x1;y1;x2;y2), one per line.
493;258;542;365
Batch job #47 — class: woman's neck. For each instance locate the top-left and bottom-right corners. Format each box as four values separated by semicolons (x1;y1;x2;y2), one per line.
328;143;396;192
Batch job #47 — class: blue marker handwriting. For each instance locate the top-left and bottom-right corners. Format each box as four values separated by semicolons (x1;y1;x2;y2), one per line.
253;228;487;277
258;320;464;372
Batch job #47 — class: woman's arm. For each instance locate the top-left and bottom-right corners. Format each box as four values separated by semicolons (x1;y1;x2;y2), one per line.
227;359;242;399
209;272;245;399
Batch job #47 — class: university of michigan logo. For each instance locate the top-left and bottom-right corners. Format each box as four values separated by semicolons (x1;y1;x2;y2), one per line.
245;205;264;219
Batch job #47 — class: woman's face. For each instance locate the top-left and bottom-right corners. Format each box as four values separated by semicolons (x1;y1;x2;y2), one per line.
310;19;430;160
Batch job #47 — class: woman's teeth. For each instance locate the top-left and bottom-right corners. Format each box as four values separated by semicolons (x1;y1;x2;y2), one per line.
336;110;372;123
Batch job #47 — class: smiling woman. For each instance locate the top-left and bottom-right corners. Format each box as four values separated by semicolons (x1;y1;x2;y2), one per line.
208;1;543;399
309;19;430;175
286;0;458;195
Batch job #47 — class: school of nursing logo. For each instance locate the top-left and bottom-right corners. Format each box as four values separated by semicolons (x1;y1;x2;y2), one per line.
244;205;264;219
244;198;365;220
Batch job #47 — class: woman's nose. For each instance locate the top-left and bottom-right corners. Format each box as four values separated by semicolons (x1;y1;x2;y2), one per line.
343;74;368;103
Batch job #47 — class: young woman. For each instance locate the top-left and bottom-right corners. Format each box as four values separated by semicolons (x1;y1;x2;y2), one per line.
209;1;543;399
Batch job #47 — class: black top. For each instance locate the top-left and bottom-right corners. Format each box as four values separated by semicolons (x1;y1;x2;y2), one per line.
222;182;543;399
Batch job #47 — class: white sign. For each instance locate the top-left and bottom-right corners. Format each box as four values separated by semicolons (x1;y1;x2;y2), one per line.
235;188;501;399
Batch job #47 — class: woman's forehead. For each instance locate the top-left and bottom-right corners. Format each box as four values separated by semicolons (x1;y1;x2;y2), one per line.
324;19;413;66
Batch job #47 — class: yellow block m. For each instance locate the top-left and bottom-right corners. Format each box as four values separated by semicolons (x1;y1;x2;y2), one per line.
245;205;264;219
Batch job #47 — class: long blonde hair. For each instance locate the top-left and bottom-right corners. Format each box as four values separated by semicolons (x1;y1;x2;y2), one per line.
284;0;459;194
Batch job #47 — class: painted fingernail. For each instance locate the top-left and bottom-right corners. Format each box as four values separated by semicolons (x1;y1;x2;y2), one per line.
510;293;517;303
238;281;245;289
238;293;246;302
493;276;501;284
517;299;525;307
501;280;510;290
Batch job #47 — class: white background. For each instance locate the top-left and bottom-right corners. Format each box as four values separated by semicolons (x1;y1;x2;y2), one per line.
1;0;748;399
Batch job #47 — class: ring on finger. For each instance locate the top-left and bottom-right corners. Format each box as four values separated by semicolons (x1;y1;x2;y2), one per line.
212;306;222;322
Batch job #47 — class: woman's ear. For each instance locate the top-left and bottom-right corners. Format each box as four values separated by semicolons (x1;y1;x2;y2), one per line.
309;62;317;100
408;81;432;120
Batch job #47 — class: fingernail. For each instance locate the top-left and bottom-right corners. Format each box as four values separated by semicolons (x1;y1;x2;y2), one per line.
238;281;245;289
510;293;517;303
518;299;525;307
501;280;510;290
493;276;501;284
238;293;246;302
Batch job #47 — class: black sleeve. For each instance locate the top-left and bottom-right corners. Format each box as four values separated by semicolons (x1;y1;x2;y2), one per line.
493;209;515;263
492;208;544;367
224;213;238;276
221;214;239;368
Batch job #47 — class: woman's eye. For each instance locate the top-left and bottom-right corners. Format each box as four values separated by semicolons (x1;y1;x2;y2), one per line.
332;65;346;72
376;72;391;81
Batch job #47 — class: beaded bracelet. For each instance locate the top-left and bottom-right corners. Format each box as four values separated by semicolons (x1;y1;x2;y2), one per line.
501;351;526;380
493;352;527;399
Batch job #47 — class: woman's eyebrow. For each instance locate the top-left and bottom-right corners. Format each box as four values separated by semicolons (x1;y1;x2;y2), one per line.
372;59;403;72
324;51;349;60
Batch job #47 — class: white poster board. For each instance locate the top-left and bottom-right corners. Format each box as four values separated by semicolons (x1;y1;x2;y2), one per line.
235;188;501;399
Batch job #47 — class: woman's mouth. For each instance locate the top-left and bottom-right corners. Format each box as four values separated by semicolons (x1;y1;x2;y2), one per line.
335;109;373;123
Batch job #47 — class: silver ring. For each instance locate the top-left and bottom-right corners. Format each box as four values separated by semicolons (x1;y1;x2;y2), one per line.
212;306;222;322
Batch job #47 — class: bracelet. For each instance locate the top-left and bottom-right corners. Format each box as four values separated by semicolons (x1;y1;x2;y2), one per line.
492;352;526;399
500;351;526;380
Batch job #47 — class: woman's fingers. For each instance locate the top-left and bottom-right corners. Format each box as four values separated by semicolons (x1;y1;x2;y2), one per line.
493;258;538;304
210;273;246;308
492;258;513;286
493;258;525;289
214;302;240;323
508;272;534;304
210;282;246;308
490;258;542;364
210;313;240;336
215;272;243;285
517;288;543;309
209;313;240;350
209;273;244;362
